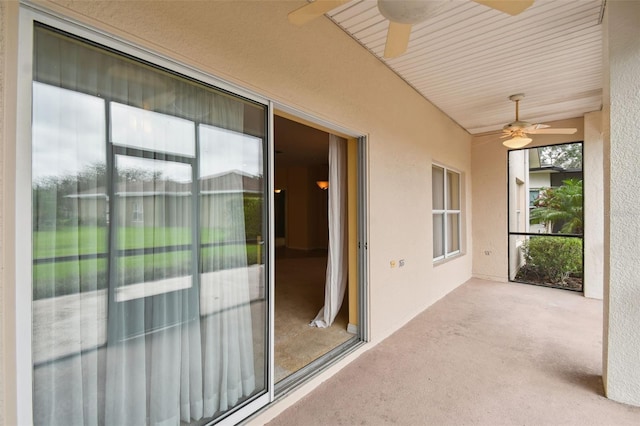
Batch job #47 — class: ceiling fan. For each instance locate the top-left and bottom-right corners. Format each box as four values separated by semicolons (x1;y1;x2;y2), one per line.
501;93;578;148
288;0;534;58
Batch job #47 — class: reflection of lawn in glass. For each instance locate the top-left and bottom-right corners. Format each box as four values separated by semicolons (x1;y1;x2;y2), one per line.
34;226;195;258
33;226;260;299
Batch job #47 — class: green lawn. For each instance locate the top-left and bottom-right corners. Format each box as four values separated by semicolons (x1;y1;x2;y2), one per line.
33;226;261;299
34;226;196;258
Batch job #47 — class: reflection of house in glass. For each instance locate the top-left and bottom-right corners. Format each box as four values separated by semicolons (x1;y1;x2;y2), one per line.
56;169;265;341
68;170;263;227
199;170;263;231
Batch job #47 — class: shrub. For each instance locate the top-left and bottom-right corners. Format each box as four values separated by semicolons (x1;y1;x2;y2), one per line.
521;236;582;285
243;195;263;239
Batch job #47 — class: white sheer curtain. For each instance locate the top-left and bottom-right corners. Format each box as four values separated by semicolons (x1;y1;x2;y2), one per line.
104;153;204;425
31;25;260;426
199;121;258;416
311;135;348;328
31;81;108;426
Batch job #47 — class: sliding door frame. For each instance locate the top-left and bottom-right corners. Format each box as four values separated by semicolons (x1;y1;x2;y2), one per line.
271;106;369;396
16;5;274;425
15;3;369;424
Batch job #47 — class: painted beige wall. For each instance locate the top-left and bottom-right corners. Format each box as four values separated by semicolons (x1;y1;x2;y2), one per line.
282;166;312;249
471;117;585;282
276;165;328;250
0;2;6;422
583;111;604;300
507;149;527;279
603;0;640;407
1;1;20;424
1;1;472;422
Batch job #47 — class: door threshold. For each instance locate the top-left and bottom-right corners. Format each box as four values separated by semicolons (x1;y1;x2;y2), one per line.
274;336;364;398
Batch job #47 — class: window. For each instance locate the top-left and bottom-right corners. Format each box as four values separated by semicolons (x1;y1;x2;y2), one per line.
529;189;540;208
132;201;144;223
432;165;461;261
30;24;268;425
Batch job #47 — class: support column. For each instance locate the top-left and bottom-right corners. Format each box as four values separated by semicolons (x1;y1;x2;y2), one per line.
603;0;640;407
583;111;603;300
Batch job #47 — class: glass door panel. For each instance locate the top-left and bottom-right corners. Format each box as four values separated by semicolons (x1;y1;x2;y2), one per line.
198;124;267;416
112;154;195;339
31;23;270;425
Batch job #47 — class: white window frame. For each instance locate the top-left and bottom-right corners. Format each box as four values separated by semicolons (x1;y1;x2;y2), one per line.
131;201;144;223
432;163;462;262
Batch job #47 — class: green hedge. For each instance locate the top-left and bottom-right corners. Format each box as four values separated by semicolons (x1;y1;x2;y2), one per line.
521;236;582;285
243;195;263;239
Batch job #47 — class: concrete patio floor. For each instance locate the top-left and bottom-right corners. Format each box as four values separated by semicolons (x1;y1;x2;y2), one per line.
263;278;640;425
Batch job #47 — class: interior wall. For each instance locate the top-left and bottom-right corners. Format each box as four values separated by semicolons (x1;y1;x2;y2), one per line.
471;117;585;282
1;0;473;422
275;165;329;250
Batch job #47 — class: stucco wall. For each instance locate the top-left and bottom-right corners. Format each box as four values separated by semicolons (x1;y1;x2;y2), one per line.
471;117;585;282
1;1;473;421
583;111;604;300
603;0;640;407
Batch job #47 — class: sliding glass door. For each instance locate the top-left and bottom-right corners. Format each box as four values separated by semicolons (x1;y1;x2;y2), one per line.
31;24;269;424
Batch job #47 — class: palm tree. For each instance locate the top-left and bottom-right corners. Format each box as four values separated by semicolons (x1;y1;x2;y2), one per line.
530;179;583;234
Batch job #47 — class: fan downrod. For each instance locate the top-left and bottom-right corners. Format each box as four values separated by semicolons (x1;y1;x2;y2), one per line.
509;93;526;121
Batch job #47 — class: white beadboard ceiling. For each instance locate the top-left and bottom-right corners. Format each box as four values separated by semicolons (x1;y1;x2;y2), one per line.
324;0;604;134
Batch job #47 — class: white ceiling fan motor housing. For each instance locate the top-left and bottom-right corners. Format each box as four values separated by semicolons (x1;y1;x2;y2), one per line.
377;0;449;24
504;121;532;131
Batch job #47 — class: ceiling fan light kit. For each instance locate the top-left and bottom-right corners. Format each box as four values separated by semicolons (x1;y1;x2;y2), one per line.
503;135;533;149
500;93;577;149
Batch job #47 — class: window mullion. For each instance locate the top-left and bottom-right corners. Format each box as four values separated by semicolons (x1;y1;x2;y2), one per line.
443;170;449;258
105;96;118;343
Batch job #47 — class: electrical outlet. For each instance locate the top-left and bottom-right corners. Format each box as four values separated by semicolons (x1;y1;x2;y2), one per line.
390;260;396;268
399;259;405;267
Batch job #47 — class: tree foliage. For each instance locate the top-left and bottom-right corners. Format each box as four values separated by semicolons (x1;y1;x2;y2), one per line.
539;143;582;169
530;178;583;234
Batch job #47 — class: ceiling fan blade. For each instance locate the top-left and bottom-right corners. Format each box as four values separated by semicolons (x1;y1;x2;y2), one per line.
527;128;578;135
384;21;412;58
525;123;549;130
472;0;534;16
288;0;350;26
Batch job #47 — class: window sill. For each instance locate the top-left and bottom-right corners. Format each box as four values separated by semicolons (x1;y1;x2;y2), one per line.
433;251;464;266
